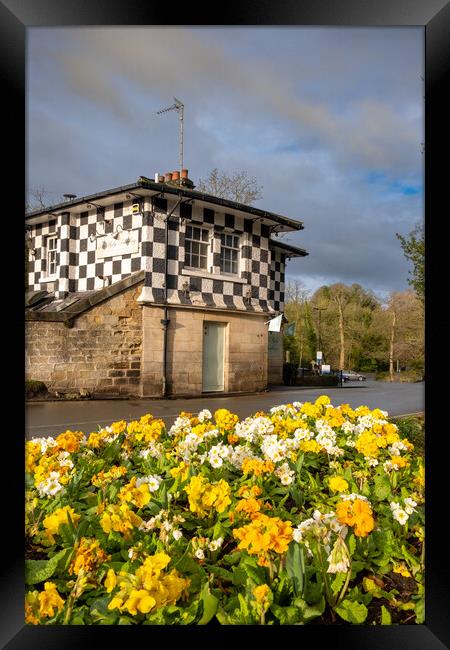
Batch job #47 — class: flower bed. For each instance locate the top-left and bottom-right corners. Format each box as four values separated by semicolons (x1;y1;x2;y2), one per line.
25;396;424;625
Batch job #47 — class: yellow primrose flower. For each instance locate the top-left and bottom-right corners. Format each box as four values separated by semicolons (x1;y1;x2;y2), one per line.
336;498;374;537
38;582;65;619
233;513;293;556
118;477;151;508
393;563;411;578
299;439;322;454
214;408;239;431
315;395;331;407
100;503;143;538
241;458;275;476
69;538;109;576
253;584;270;604
43;506;80;544
111;420;127;435
55;430;84;453
328;476;349;493
25;441;42;474
184;475;231;518
104;569;117;593
25;589;41;625
170;461;190;481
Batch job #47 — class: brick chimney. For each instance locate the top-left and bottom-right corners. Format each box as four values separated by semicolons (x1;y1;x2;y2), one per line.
164;168;195;189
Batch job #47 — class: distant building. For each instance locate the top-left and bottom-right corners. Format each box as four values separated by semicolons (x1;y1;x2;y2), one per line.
25;171;308;397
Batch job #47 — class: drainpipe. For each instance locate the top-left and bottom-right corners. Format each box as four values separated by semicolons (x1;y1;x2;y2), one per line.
161;195;183;398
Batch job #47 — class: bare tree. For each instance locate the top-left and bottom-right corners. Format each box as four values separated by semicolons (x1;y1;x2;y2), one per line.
196;168;263;205
26;186;66;212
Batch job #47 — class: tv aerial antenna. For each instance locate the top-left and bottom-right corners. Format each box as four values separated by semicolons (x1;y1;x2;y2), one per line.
157;97;184;179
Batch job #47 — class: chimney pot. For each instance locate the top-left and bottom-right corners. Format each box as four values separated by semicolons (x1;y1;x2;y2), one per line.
159;175;165;183
172;171;180;181
165;172;172;181
154;173;160;183
181;169;188;179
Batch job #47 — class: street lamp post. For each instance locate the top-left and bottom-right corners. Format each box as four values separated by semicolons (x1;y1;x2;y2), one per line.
313;306;327;356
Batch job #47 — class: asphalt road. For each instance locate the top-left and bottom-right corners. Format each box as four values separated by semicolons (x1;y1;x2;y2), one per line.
25;379;424;439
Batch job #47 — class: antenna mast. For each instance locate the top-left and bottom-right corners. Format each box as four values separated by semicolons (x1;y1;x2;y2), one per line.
157;97;184;179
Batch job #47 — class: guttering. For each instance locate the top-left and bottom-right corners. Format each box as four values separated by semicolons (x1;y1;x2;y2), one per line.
269;239;309;257
137;176;303;232
26;179;304;232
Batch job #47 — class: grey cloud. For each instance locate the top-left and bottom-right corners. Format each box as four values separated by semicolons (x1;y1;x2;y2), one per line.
30;28;422;177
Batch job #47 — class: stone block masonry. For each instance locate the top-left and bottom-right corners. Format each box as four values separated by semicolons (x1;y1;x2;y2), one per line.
25;285;143;396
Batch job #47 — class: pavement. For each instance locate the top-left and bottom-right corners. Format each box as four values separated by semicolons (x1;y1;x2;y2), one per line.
25;379;425;439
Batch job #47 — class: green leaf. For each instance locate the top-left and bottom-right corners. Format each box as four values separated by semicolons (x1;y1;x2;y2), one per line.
295;452;304;477
330;572;346;596
270;604;301;625
290;485;304;508
207;565;233;582
374;474;391;501
25;549;68;585
347;533;356;556
232;566;248;586
381;605;392;625
197;583;219;625
294;595;326;623
286;542;304;597
223;551;242;565
237;593;251;621
414;597;425;624
335;598;368;624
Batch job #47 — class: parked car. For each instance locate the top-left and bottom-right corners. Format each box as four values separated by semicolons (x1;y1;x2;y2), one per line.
342;370;366;382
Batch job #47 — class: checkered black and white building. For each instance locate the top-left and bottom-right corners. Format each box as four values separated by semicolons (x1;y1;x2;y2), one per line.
26;175;308;314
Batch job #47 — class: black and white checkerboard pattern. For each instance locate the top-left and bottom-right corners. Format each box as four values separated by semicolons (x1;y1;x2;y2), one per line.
269;247;286;312
27;195;286;313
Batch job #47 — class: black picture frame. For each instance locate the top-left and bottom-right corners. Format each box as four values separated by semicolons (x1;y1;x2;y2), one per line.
5;0;448;647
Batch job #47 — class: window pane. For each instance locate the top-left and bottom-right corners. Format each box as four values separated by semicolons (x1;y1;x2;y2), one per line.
202;229;209;241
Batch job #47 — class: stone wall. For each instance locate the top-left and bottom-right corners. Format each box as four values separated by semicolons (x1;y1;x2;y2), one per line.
141;305;268;397
25;284;143;396
267;331;283;385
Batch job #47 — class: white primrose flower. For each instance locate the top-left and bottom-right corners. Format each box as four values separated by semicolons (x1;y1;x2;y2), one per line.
389;441;409;456
168;416;192;437
139;517;157;531
209;454;223;469
275;462;295;485
327;536;351;574
404;497;417;515
208;538;223;552
195;549;205;560
390;501;410;524
136;475;162;492
139;442;163;459
341;421;356;434
172;529;183;541
36;472;64;497
31;437;57;454
197;409;212;423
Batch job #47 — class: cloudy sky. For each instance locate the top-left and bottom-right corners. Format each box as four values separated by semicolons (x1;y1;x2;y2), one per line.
27;27;424;299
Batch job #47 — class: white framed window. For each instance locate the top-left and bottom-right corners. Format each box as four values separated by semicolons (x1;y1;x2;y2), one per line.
185;225;209;270
44;235;58;278
220;232;240;275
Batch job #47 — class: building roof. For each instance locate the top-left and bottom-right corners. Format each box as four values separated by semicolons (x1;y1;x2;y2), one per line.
25;176;304;233
25;271;145;324
269;238;309;258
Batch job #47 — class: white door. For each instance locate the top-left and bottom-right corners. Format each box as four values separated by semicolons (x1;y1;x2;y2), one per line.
202;322;225;392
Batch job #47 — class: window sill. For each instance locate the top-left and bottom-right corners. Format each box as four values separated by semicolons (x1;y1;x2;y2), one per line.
182;268;247;284
40;276;58;283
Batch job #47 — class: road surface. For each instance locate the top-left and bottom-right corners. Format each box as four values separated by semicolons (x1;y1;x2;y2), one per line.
25;379;424;439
